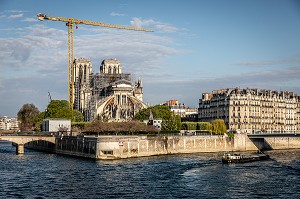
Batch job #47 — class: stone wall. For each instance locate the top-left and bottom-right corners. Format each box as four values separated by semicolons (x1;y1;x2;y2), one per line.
55;136;97;159
265;137;300;150
96;135;234;159
23;134;300;160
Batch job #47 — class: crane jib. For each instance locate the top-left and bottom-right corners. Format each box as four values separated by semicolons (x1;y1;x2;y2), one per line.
37;12;153;109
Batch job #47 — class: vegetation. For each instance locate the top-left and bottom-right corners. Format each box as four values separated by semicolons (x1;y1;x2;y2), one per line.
83;120;159;135
197;122;212;132
17;103;40;132
211;119;227;135
227;131;235;139
17;100;228;136
135;105;181;131
181;122;197;130
17;100;85;132
42;100;84;122
181;122;212;132
181;120;226;135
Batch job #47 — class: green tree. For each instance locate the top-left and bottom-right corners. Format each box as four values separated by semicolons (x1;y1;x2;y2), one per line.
211;119;227;135
33;111;46;131
45;100;71;119
135;105;181;131
73;110;84;122
181;122;197;130
198;122;212;132
34;100;84;131
84;121;158;135
17;103;40;131
44;100;84;122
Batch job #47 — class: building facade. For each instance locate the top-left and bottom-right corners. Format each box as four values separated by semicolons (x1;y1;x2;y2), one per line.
0;116;19;131
42;118;71;134
73;58;147;121
198;88;300;133
164;100;198;121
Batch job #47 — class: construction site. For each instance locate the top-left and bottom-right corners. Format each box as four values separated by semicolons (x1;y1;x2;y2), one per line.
37;13;153;121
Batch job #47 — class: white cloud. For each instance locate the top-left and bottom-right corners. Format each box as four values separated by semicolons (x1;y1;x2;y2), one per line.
8;13;23;19
110;12;126;17
0;24;182;116
22;17;37;22
130;17;178;33
1;22;299;116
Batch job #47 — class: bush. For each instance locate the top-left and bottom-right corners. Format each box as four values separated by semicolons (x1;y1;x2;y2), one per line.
181;122;197;130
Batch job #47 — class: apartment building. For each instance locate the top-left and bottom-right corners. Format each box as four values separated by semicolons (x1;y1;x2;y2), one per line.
198;88;300;133
164;100;198;121
0;116;19;131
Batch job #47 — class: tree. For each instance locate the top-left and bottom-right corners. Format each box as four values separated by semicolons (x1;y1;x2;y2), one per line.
73;110;84;122
211;119;227;135
135;105;181;131
17;103;40;132
44;100;71;119
34;112;46;131
83;120;158;135
161;113;181;131
43;100;84;122
198;122;212;132
34;100;84;132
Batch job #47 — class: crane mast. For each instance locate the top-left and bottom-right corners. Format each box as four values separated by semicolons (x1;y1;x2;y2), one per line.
37;13;153;109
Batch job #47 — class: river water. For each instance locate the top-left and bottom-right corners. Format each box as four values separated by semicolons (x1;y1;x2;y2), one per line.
0;141;299;199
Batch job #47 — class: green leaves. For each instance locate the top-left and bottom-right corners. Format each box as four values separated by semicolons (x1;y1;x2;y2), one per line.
135;105;181;131
211;119;227;135
43;100;84;122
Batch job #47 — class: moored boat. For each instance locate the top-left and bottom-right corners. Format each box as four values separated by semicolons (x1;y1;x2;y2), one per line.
222;151;269;164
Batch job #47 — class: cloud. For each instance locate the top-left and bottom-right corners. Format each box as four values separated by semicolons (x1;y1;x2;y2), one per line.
0;23;183;116
110;12;126;17
8;13;23;19
130;17;178;33
235;54;300;67
22;17;37;22
141;65;300;107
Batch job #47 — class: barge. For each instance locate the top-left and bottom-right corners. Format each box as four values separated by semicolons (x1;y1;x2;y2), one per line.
222;151;269;164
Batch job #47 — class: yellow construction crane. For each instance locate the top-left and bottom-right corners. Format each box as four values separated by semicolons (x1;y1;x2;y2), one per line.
37;13;153;109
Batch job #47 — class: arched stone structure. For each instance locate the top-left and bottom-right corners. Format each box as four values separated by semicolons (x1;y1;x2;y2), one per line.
74;58;146;121
0;136;55;154
94;79;147;121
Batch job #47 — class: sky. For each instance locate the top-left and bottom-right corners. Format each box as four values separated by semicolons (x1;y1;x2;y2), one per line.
1;0;300;117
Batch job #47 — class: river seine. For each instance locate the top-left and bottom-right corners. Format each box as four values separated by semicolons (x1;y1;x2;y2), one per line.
0;141;299;198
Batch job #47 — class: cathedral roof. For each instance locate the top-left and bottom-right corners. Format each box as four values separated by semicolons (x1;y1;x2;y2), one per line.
101;58;120;65
111;79;132;88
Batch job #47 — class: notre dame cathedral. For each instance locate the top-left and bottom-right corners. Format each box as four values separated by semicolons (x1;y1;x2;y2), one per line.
73;58;147;121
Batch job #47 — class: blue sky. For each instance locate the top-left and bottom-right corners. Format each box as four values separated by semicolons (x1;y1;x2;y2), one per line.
1;0;300;117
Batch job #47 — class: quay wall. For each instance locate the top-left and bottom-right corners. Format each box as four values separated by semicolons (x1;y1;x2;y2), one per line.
23;134;300;159
265;137;300;150
96;135;234;159
55;136;97;159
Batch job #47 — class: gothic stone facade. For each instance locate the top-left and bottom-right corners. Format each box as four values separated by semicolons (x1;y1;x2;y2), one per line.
73;58;147;121
198;88;300;133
